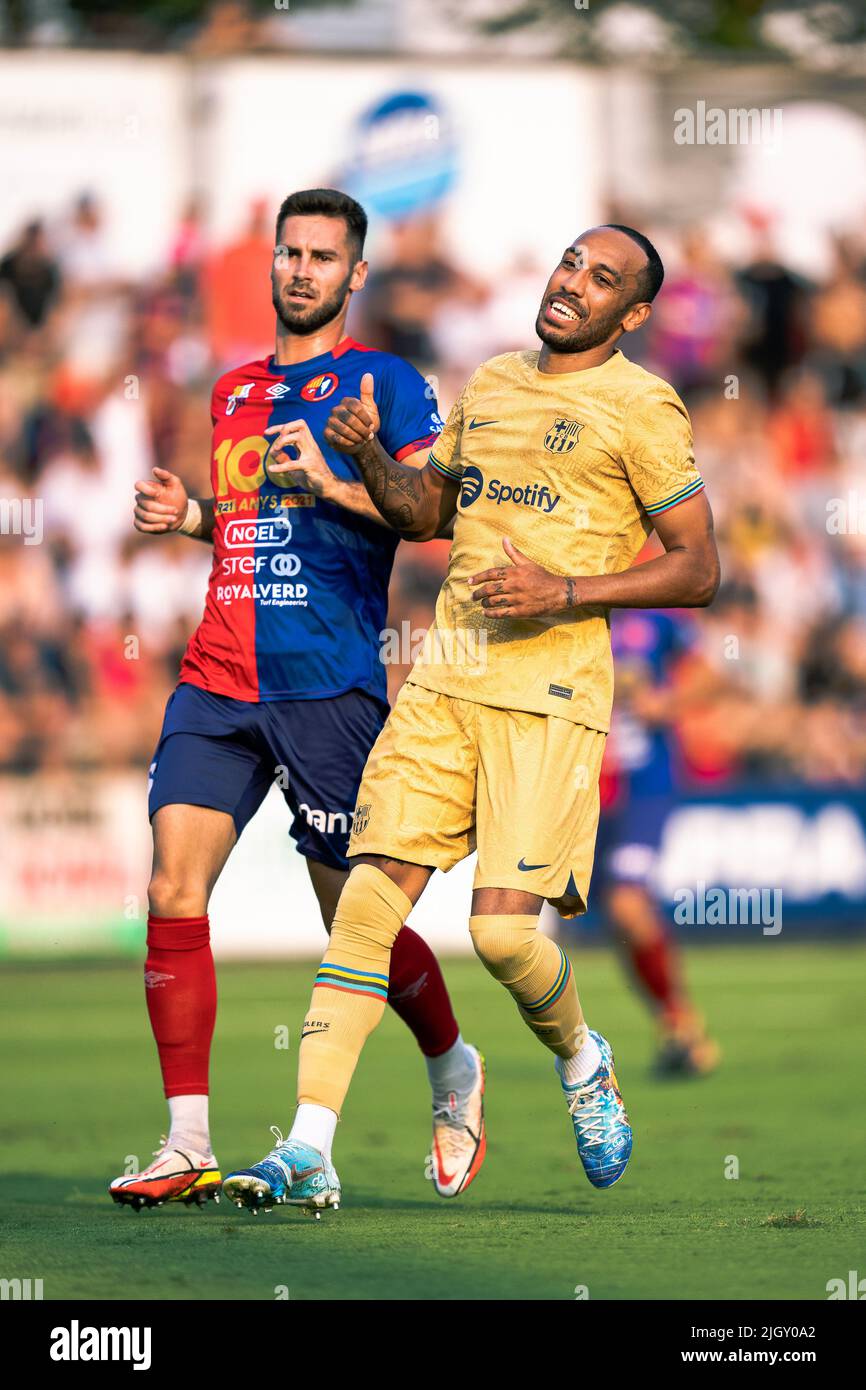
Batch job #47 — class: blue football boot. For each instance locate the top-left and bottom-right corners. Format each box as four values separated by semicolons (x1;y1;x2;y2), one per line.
222;1128;341;1219
557;1031;633;1189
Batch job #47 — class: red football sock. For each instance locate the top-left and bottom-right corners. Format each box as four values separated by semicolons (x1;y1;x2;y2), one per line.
144;914;216;1098
388;925;459;1058
627;930;684;1018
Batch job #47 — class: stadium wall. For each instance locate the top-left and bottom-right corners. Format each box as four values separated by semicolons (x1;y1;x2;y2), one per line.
0;51;607;280
1;775;863;959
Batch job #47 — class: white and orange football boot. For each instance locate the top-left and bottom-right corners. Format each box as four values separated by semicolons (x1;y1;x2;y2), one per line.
655;1008;721;1078
109;1139;222;1211
429;1045;487;1198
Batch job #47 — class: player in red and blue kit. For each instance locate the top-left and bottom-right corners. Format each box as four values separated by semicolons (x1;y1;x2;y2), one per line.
109;190;486;1211
595;608;719;1076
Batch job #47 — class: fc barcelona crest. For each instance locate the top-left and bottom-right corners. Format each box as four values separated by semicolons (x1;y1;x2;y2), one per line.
544;417;584;454
353;803;371;836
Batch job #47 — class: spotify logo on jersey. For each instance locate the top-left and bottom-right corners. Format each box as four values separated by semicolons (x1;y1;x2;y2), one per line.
458;464;561;514
460;465;484;508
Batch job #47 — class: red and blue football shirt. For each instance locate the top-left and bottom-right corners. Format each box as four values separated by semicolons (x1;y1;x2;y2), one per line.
179;338;442;703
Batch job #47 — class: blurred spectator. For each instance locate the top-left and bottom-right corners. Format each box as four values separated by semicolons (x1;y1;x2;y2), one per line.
363;213;488;376
808;235;866;404
645;228;740;394
0;221;61;332
734;218;810;399
169;196;208;302
188;0;263;56
768;369;837;479
203;198;274;366
58;193;114;295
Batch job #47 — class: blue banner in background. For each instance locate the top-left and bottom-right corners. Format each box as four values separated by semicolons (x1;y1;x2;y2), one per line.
573;786;866;938
342;90;459;220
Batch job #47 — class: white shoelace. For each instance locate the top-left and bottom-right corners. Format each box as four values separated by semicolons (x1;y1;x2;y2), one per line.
565;1084;612;1148
432;1096;472;1131
261;1125;297;1179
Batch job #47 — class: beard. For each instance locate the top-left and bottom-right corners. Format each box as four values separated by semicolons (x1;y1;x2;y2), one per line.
534;297;622;354
272;269;354;336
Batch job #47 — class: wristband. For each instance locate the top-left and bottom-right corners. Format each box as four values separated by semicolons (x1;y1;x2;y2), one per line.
178;498;203;536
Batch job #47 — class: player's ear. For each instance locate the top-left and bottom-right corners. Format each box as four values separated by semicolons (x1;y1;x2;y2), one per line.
350;258;368;293
621;301;652;335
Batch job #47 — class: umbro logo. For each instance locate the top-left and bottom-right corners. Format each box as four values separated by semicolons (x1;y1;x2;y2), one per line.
389;971;429;1003
144;970;175;989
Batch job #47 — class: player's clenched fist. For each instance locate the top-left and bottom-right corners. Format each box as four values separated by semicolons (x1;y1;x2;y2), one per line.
133;467;189;533
470;537;577;619
324;372;380;454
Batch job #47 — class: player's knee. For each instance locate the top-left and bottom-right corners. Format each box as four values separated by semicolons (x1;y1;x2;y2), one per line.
605;882;656;941
328;862;411;955
148;870;208;920
469;918;538;984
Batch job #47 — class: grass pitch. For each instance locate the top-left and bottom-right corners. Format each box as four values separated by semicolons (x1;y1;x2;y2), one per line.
1;943;864;1301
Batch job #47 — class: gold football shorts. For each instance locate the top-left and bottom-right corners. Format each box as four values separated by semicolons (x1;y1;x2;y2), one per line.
347;681;606;915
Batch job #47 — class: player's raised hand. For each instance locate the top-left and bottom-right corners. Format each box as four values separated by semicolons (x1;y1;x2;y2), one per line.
470;537;576;619
323;372;381;454
133;467;189;533
264;418;336;496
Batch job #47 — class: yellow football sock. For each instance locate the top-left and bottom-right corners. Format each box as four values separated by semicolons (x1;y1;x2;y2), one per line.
298;863;412;1115
469;914;587;1058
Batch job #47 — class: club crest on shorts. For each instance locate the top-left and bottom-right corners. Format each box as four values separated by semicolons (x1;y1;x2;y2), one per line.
353;803;371;836
544;416;584;453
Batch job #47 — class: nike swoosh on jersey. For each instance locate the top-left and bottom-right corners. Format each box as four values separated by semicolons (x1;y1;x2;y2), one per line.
467;417;498;430
517;858;551;871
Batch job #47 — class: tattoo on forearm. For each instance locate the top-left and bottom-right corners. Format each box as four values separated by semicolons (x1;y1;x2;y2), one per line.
387;503;415;531
565;578;578;609
386;468;421;503
355;440;423;533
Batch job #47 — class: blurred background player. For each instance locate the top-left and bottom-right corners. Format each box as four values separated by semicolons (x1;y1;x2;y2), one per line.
595;608;720;1076
108;189;485;1211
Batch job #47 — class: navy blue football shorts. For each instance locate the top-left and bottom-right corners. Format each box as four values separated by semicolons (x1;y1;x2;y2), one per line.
148;683;388;870
595;792;672;891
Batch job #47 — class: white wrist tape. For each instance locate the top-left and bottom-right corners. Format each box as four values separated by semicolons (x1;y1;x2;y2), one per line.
178;498;203;536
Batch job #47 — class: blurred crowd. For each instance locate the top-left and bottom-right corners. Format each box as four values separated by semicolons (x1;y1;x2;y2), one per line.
1;189;866;787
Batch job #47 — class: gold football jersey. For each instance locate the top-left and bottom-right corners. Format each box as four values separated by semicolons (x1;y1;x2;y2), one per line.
409;348;705;732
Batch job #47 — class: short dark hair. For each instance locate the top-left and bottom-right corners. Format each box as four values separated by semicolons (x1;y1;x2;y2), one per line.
274;188;368;262
600;224;665;303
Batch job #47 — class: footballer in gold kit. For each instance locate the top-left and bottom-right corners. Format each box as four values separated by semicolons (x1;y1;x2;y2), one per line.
223;225;721;1212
